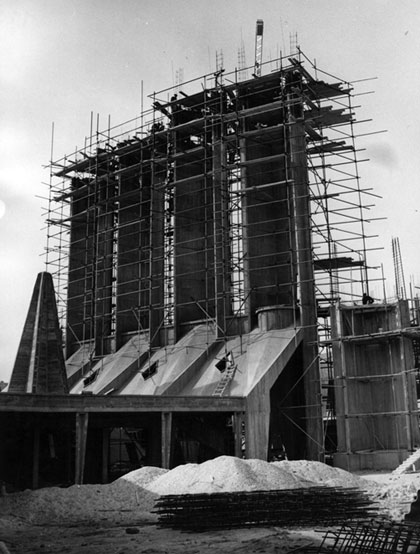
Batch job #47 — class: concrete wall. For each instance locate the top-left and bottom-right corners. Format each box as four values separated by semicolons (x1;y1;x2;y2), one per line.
332;301;420;470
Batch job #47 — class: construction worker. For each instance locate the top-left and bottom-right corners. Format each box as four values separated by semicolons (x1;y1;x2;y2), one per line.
362;292;374;305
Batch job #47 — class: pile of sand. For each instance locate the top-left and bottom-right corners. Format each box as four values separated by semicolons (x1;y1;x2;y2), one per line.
146;456;320;495
0;468;163;525
366;473;420;521
0;456;393;526
275;460;375;490
117;465;167;487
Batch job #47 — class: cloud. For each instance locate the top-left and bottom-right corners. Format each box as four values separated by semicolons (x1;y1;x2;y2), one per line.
367;142;399;170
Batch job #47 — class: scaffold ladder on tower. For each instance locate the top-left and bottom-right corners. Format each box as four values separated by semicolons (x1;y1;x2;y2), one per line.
392;236;407;300
254;19;264;77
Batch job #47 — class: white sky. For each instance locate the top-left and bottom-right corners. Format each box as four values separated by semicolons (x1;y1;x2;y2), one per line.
1;0;420;382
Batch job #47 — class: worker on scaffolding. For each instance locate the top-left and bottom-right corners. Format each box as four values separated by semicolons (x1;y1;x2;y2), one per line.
150;121;164;133
284;69;304;119
170;94;181;126
362;292;374;305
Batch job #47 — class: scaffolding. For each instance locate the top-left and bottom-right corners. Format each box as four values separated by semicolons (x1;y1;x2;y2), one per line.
44;50;377;456
392;236;407;300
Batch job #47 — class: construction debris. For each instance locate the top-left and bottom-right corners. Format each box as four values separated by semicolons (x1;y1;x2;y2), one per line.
303;520;420;554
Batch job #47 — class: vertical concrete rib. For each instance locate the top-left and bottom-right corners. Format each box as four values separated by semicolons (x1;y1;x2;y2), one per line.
289;118;324;461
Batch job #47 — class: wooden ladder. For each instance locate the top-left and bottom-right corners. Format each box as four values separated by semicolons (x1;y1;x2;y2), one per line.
213;362;237;397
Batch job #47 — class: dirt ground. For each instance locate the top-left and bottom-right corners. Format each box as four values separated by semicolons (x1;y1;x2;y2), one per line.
1;466;419;554
0;514;324;554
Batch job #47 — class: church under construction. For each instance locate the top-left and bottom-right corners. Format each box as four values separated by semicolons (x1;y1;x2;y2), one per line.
1;38;420;490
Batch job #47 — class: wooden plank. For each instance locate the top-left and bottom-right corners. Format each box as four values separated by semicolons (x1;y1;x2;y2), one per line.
314;257;364;272
231;179;292;195
234;153;286;168
223;100;284;123
338;331;403;342
238;124;285;140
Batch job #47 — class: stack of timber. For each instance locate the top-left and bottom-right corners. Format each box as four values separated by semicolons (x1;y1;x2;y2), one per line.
154;486;377;531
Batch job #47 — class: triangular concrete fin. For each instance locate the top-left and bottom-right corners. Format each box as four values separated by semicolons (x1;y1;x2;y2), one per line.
8;272;69;394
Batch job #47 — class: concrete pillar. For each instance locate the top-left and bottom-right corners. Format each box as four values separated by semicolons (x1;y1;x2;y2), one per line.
101;428;109;484
233;412;245;458
289;117;324;461
32;422;40;490
75;412;89;485
245;389;270;460
161;412;173;469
